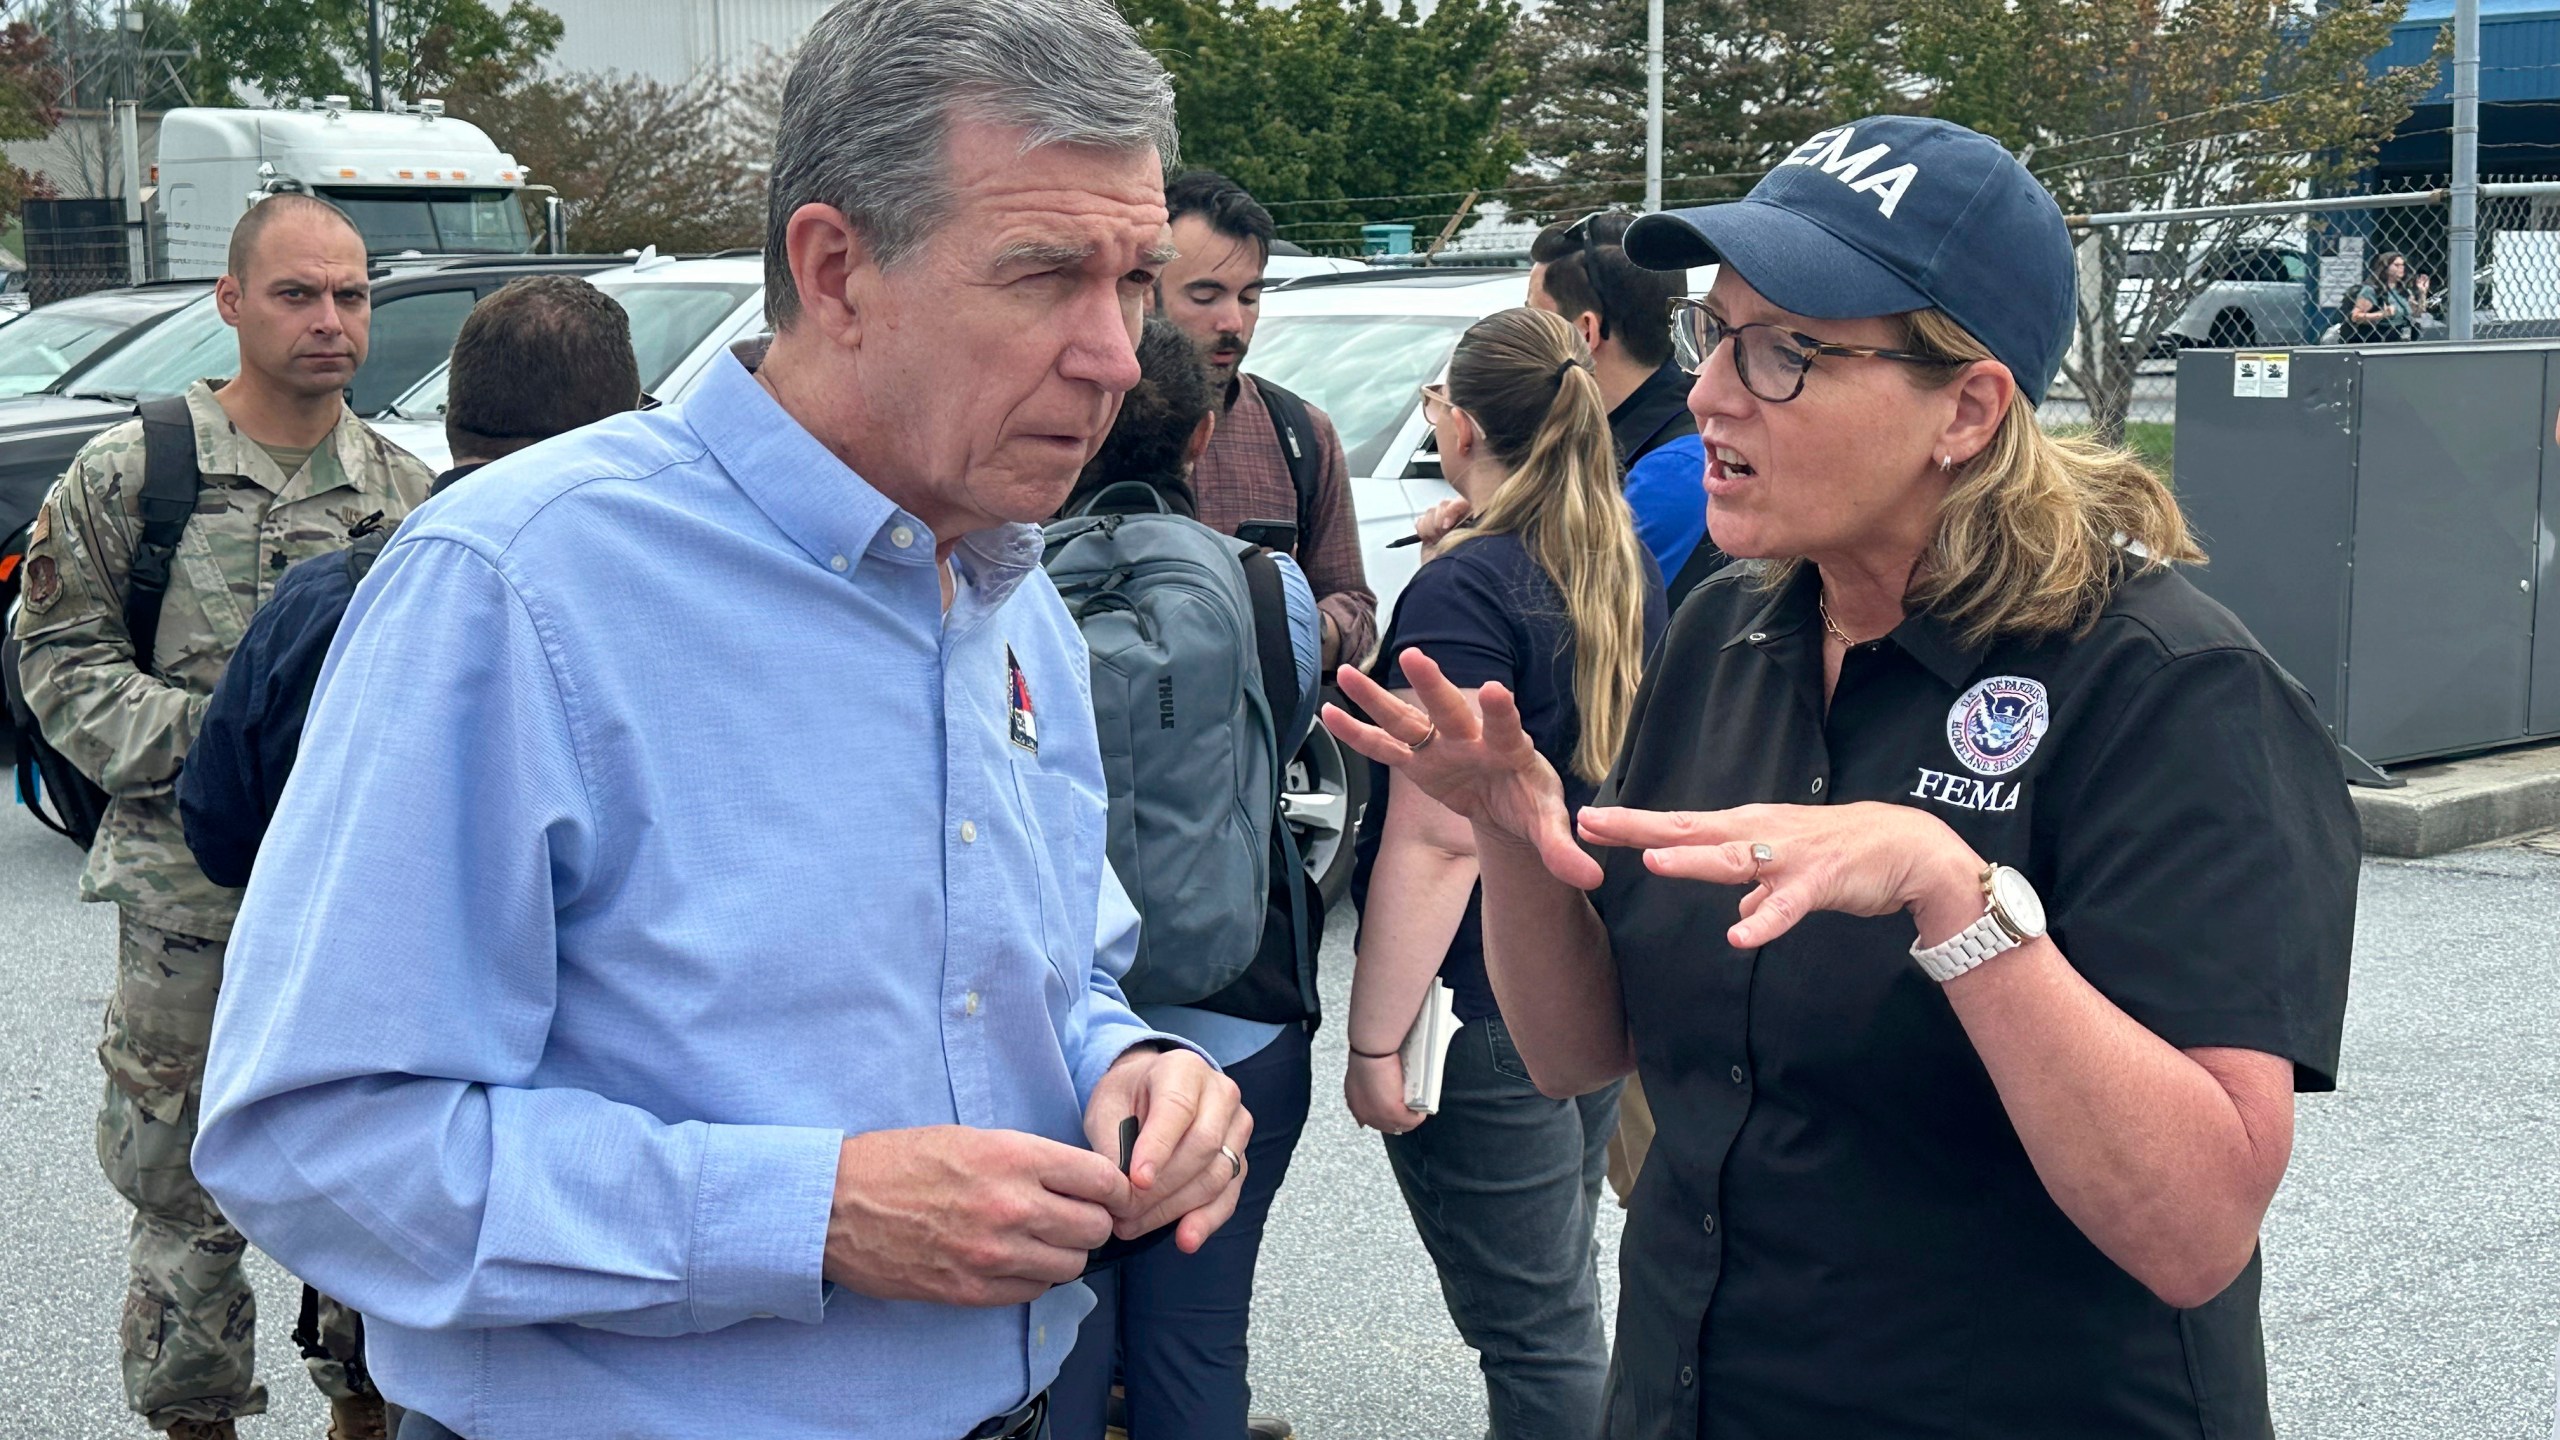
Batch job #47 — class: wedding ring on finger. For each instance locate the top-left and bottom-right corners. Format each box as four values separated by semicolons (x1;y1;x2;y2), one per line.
1748;842;1776;881
1409;722;1440;753
1219;1144;1244;1180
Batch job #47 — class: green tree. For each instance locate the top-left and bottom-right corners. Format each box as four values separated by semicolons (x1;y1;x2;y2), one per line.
0;20;65;222
1898;0;2437;440
184;0;561;108
1126;0;1525;254
1503;0;1893;218
450;69;765;255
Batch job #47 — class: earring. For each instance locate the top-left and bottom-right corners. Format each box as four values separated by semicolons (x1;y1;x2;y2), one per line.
1937;455;1954;473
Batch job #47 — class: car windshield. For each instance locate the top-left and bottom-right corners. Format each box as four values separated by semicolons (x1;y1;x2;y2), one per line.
320;187;531;255
387;280;760;419
0;306;147;398
60;294;236;402
1244;314;1473;475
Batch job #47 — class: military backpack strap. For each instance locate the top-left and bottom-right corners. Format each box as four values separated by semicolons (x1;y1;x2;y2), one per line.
1249;376;1323;556
126;396;205;679
1237;546;1299;760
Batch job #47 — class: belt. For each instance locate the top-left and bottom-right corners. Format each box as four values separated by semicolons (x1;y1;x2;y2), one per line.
962;1390;1047;1440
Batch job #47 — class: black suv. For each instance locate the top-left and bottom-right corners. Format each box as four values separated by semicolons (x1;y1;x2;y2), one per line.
0;254;624;618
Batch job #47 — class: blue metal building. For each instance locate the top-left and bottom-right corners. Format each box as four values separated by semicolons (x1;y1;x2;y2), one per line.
2375;0;2560;181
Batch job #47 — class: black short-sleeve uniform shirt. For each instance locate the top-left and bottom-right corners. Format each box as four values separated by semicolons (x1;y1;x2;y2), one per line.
1592;562;2358;1440
1352;531;1667;1023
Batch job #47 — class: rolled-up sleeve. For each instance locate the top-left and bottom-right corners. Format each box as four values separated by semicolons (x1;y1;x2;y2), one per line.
195;534;843;1336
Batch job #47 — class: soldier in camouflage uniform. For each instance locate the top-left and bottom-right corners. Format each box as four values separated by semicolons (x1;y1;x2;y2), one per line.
10;194;433;1440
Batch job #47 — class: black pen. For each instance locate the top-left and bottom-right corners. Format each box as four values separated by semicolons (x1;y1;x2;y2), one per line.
1389;519;1474;548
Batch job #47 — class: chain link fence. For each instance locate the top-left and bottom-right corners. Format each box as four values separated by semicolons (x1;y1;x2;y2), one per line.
2054;180;2560;453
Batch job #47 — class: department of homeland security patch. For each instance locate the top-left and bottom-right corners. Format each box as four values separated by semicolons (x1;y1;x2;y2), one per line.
1945;675;2049;776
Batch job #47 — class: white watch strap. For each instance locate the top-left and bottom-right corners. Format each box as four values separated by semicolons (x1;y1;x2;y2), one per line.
1909;909;2018;983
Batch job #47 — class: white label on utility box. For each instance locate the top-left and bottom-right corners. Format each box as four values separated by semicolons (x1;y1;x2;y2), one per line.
2233;352;2290;398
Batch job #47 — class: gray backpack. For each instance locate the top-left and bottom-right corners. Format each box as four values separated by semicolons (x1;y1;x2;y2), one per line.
1042;485;1301;1006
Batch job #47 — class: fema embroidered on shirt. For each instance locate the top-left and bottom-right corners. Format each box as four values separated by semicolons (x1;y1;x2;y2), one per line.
1006;645;1038;754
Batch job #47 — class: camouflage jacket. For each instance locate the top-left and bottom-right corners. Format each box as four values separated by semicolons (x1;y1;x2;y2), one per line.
13;380;434;940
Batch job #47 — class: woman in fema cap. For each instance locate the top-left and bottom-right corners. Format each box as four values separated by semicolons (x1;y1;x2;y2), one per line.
1323;116;2359;1438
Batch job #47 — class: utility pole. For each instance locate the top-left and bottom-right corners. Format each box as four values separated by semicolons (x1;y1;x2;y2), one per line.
368;0;386;110
2451;0;2479;340
1645;0;1665;212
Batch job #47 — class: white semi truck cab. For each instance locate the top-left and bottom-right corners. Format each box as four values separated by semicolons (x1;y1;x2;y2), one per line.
154;99;532;278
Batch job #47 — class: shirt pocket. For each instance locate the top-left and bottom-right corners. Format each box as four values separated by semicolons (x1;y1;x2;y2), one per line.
1012;767;1098;990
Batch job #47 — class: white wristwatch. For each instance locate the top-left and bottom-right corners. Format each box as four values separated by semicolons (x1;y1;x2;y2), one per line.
1908;864;2047;983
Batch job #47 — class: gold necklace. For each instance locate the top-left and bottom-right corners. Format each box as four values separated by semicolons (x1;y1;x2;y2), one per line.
1817;595;1863;647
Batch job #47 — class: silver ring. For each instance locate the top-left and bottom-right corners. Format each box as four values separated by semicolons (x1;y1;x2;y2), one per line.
1749;842;1775;879
1408;723;1439;753
1219;1145;1243;1180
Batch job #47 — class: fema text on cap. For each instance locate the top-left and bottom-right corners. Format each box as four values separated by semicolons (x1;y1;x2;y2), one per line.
1777;126;1919;220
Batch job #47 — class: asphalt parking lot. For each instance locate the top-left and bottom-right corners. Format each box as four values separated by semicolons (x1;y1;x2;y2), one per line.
3;803;2555;1438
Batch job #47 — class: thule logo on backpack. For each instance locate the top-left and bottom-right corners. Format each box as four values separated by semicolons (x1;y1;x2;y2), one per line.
1157;675;1177;729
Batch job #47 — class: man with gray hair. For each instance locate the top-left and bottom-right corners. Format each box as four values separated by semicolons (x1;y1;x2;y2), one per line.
190;3;1248;1437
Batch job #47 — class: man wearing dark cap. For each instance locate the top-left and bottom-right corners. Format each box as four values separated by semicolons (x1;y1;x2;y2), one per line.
180;275;643;887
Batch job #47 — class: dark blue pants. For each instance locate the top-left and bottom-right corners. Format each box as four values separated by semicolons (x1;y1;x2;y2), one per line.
1050;1022;1313;1440
1383;1013;1619;1440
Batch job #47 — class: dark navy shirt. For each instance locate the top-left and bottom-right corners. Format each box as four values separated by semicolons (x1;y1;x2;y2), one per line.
179;464;480;887
1590;561;2358;1440
1352;529;1667;1024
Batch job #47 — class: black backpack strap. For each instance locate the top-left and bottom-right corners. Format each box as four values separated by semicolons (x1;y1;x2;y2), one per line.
127;397;203;678
1237;547;1299;755
1250;377;1322;555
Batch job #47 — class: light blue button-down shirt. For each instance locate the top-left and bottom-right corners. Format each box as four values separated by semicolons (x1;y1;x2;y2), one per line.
194;354;1192;1439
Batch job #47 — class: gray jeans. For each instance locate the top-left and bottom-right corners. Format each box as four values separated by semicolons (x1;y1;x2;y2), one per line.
1383;1013;1620;1440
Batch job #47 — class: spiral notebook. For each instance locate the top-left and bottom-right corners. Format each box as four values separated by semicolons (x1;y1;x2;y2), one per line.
1399;979;1465;1115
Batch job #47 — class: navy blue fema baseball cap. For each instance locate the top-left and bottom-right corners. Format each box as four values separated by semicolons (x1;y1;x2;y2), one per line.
1624;116;2075;407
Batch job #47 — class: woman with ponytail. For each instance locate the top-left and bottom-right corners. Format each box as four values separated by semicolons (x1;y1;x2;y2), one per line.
1326;118;2359;1439
1342;304;1665;1438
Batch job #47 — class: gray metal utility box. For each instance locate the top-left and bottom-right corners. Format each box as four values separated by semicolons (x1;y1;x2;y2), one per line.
2173;343;2560;768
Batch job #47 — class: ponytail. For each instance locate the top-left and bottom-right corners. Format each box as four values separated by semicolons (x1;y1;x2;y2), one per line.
1444;307;1650;782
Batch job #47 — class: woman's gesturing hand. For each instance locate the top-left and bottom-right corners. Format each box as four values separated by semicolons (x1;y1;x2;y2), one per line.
1321;649;1600;890
1576;801;1985;950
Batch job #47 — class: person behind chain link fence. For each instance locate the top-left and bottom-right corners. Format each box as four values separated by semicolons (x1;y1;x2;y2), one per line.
191;3;1251;1438
2343;249;2431;343
11;192;434;1440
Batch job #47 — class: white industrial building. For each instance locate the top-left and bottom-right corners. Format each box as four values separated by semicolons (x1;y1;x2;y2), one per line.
541;0;835;83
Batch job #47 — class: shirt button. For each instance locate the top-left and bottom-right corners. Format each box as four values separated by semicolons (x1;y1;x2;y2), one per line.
1702;1213;1717;1235
890;525;916;549
1679;1365;1695;1388
1036;1325;1047;1347
829;554;849;573
965;991;981;1017
1809;776;1825;795
1730;1064;1746;1085
960;820;978;844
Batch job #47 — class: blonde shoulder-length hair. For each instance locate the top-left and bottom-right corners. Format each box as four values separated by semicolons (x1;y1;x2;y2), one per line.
1764;308;2204;644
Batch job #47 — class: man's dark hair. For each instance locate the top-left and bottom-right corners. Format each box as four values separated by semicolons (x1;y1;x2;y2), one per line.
1063;316;1214;517
1530;210;1684;369
226;193;362;280
444;277;642;463
1165;170;1276;263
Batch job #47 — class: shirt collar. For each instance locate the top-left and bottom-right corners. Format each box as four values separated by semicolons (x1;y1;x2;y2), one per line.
678;351;1042;604
1720;562;1990;688
1607;359;1695;464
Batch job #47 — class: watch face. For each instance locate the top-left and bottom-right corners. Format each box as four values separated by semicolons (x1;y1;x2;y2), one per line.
1990;866;2047;937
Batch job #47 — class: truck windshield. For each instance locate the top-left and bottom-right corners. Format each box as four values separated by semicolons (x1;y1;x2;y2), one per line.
321;187;530;255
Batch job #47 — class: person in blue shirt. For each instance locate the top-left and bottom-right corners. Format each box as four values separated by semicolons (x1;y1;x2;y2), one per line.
1051;317;1317;1440
191;4;1251;1437
180;275;644;891
1527;210;1718;603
